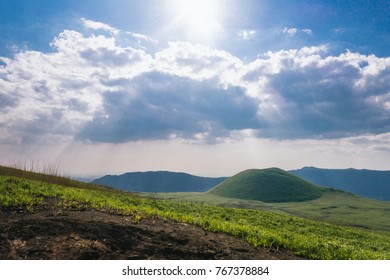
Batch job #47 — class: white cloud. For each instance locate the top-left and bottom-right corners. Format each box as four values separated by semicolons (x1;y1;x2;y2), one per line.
154;41;244;87
80;18;157;45
81;18;119;35
1;19;390;146
283;27;298;36
282;27;313;36
0;28;153;144
238;30;257;40
125;31;158;44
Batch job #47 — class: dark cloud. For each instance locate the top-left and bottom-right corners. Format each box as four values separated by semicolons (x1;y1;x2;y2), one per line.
0;92;17;109
251;52;390;139
78;72;261;143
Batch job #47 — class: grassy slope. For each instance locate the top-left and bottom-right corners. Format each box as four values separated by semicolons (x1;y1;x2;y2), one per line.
1;168;390;259
209;168;325;202
0;165;112;192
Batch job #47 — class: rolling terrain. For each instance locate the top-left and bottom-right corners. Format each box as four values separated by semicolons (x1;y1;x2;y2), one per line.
153;168;390;232
0;166;297;260
92;167;390;203
1;165;390;260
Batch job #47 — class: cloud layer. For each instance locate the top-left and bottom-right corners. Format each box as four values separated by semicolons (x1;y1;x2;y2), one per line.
1;19;390;145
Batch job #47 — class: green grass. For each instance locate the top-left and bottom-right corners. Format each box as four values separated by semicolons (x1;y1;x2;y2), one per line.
209;168;325;202
1;172;390;259
152;191;390;233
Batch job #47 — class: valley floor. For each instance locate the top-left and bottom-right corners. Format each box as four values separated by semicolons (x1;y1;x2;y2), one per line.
0;203;301;260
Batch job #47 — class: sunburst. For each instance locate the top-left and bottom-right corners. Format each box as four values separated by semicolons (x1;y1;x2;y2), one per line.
169;0;222;42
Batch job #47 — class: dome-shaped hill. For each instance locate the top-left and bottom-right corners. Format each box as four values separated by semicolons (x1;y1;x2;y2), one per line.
208;168;325;203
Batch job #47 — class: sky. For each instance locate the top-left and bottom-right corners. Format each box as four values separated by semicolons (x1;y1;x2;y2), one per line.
0;0;389;177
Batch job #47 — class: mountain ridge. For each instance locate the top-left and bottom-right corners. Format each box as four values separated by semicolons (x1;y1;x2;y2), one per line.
289;166;390;201
92;171;227;192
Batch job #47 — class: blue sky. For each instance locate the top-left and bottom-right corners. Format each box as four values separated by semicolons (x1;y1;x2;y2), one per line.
0;0;389;176
1;0;389;57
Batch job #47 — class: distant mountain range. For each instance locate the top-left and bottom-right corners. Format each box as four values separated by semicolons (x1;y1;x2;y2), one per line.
91;167;390;201
289;167;390;201
91;171;227;193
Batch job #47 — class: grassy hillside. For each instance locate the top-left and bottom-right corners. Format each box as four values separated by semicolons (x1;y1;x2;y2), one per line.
2;166;390;259
209;168;325;202
0;165;112;192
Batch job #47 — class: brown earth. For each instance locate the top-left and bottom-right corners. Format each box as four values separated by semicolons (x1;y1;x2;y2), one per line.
0;204;302;260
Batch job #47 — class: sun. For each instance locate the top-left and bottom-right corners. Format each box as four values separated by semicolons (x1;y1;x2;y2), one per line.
174;0;217;22
169;0;222;42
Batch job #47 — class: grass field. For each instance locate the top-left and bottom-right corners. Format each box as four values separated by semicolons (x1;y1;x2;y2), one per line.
151;191;390;233
1;168;390;259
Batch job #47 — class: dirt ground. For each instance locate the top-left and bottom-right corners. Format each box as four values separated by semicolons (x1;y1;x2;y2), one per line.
0;204;302;260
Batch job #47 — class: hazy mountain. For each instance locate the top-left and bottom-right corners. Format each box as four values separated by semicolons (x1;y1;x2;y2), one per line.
289;167;390;201
91;171;227;192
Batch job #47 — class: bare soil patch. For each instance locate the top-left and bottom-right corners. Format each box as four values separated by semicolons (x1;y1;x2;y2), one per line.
0;205;302;260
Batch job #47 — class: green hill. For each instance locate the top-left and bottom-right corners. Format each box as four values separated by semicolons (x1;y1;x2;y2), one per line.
209;168;325;202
